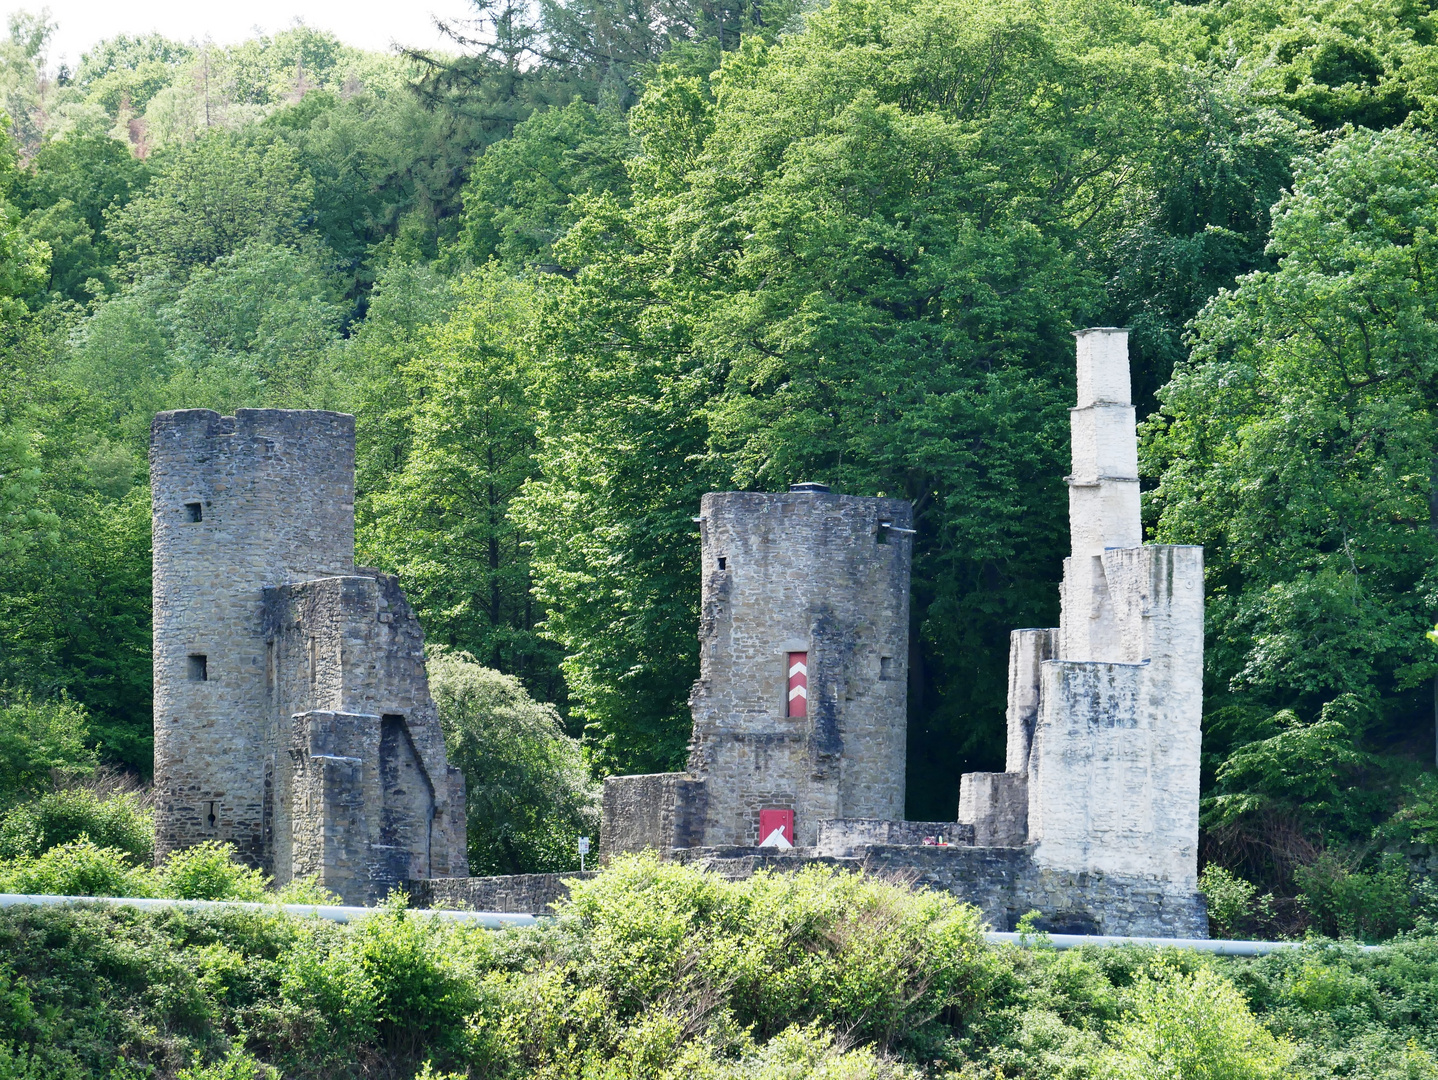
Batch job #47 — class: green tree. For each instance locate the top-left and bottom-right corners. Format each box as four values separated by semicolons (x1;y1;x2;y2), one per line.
13;134;152;302
521;0;1177;795
428;648;597;874
1146;124;1438;873
359;268;562;700
0;691;94;804
105;135;314;274
449;98;631;269
1148;125;1438;737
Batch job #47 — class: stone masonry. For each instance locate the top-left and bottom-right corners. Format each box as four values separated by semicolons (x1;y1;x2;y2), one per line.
583;330;1209;938
958;328;1205;899
151;408;467;905
601;485;913;852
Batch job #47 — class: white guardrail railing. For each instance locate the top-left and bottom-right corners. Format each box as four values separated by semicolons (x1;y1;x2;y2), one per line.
0;894;1386;953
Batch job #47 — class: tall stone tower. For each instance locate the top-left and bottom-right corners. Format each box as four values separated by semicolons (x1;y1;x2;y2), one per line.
151;409;357;864
687;485;913;847
151;409;466;903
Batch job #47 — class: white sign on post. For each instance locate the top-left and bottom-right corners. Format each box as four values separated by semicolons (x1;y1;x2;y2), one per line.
578;836;591;871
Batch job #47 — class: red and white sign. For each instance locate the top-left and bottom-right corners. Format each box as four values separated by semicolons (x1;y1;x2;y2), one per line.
759;808;794;848
787;651;808;718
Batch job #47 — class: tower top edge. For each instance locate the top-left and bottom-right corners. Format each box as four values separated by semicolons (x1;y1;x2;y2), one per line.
1071;326;1131;337
699;490;913;510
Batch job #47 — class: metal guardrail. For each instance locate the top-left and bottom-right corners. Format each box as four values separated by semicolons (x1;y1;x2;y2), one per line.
0;894;1387;951
0;893;539;928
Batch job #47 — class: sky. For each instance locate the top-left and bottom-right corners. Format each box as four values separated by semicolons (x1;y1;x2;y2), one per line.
7;0;479;70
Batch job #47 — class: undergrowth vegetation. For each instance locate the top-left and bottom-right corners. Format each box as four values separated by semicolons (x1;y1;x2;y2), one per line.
0;855;1434;1079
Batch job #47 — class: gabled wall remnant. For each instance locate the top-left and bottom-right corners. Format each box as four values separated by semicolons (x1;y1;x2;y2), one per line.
151;408;467;905
958;328;1204;898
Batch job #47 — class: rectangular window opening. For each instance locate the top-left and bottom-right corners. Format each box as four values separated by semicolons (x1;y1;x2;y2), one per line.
717;556;727;570
185;502;203;523
787;651;808;718
206;801;217;829
188;654;208;682
876;520;891;544
879;656;894;681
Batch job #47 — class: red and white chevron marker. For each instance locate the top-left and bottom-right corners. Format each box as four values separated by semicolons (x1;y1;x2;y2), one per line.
787;652;808;718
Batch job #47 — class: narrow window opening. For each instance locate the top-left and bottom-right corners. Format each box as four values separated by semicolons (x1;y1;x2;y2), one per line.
206;801;217;829
266;641;275;696
188;654;208;681
717;556;727;570
185;502;203;523
876;519;891;544
787;652;808;718
880;656;894;681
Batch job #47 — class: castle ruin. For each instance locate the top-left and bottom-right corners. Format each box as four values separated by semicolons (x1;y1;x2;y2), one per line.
151;330;1206;935
150;408;468;905
595;329;1207;936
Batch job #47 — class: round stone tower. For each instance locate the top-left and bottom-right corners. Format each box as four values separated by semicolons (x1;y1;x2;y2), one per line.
150;408;355;865
687;484;913;847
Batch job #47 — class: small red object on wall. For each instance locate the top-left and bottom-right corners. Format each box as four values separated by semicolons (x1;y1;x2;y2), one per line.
787;651;808;717
759;808;794;846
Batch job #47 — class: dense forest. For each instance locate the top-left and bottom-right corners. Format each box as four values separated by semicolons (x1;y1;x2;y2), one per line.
4;0;1438;931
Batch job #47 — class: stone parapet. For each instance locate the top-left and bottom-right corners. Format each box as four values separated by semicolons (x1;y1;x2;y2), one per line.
815;819;972;857
413;872;599;915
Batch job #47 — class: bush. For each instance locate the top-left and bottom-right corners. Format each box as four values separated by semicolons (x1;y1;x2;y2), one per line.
1105;962;1295;1080
346;896;491;1065
159;841;272;901
0;788;153;864
561;854;990;1050
1295;853;1423;942
176;1044;278;1080
0;864;1432;1078
0;838;158;898
1200;865;1260;939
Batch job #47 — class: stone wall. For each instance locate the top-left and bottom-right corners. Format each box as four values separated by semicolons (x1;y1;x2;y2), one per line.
599;773;708;859
413;872;598;915
674;846;1206;937
815;819;972;857
687;487;912;846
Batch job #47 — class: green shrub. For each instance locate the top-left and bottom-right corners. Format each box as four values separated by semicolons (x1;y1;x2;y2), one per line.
711;1024;922;1080
272;875;341;905
561;853;990;1050
1295;853;1418;941
0;788;153;864
176;1044;278;1080
0;838;158;898
159;841;273;901
1199;865;1259;938
1105;962;1295;1080
346;896;493;1065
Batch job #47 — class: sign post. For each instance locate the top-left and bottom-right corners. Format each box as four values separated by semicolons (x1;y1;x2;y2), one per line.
578;835;590;872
